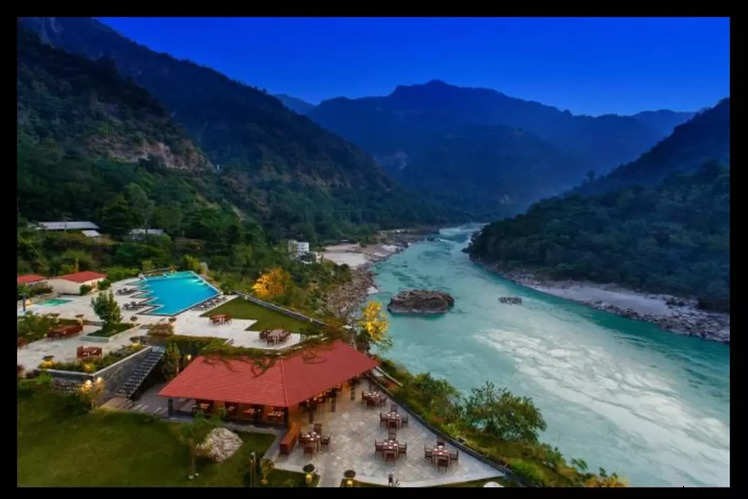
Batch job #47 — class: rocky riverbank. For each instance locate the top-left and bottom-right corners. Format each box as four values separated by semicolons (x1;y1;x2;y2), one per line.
478;264;729;343
322;227;434;320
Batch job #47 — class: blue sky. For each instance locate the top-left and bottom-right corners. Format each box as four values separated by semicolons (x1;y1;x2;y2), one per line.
99;17;729;116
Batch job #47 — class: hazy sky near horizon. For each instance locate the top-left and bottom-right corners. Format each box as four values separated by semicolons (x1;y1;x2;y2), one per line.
99;17;729;116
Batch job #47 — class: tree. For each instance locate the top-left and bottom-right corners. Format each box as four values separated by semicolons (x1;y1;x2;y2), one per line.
182;254;201;273
251;267;291;300
463;381;546;442
356;301;391;351
126;183;155;230
91;290;122;329
175;414;214;479
100;194;137;238
162;342;181;380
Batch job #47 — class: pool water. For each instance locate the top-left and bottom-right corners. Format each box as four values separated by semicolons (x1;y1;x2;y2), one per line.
138;271;218;316
40;298;72;306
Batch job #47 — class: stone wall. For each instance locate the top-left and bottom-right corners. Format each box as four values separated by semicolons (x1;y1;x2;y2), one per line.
44;346;154;398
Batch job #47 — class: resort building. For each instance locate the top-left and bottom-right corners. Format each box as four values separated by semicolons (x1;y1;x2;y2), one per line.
159;339;378;426
48;270;107;295
17;274;47;287
287;239;311;258
129;228;165;239
37;221;99;232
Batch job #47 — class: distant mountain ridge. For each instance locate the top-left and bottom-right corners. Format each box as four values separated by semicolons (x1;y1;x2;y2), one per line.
274;93;316;114
576;98;729;195
307;79;694;218
466;98;730;314
20;17;458;240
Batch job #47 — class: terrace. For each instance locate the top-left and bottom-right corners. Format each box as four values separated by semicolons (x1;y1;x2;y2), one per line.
17;281;308;370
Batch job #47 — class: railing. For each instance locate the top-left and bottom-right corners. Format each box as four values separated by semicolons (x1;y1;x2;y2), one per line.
366;373;527;487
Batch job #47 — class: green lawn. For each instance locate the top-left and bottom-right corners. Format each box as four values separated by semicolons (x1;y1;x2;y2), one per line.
89;322;133;337
18;384;304;487
202;298;313;332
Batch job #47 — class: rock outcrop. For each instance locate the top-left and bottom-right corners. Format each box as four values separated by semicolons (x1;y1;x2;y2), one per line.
197;427;243;463
388;289;454;314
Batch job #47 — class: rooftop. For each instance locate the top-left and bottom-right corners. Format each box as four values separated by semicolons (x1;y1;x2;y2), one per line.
159;340;378;407
17;274;47;285
37;221;99;231
55;270;107;283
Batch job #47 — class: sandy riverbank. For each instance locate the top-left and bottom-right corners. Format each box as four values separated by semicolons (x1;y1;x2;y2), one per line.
497;269;729;343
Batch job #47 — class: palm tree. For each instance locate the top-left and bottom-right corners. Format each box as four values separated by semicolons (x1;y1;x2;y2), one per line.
176;414;216;478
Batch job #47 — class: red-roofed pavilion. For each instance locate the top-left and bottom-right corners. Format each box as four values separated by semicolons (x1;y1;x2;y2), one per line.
159;339;378;425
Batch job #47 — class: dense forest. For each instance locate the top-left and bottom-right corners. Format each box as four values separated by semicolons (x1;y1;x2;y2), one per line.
16;29;368;315
576;99;729;196
467;162;729;311
20;18;460;239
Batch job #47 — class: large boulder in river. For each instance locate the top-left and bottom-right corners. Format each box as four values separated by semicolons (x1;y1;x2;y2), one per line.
387;289;454;314
197;427;243;462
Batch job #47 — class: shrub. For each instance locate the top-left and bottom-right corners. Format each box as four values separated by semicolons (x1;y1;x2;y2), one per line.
79;284;92;295
98;279;111;290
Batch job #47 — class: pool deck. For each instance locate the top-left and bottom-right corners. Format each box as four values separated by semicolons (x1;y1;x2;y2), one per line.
17;279;303;370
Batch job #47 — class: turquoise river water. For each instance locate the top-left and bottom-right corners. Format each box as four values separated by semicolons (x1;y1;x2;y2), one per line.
370;224;729;486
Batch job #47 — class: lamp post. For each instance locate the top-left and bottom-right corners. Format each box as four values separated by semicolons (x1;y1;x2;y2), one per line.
248;451;256;487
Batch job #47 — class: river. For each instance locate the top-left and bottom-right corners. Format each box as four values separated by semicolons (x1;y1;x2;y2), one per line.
370;224;730;486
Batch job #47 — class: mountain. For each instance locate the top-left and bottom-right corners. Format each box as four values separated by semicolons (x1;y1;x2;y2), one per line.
17;28;227;231
466;99;730;312
629;109;695;138
274;93;316;114
17;28;211;172
20;17;457;240
307;79;694;217
577;99;729;196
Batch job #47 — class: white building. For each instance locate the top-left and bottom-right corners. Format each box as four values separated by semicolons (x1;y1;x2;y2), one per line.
37;221;99;231
129;228;165;239
287;240;310;258
47;271;107;295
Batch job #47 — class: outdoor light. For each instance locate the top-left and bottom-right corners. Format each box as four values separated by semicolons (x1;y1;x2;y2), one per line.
346;479;354;487
186;354;192;361
96;377;103;384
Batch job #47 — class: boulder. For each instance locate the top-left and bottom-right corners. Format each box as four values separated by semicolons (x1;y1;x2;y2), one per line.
387;289;454;314
197;427;243;463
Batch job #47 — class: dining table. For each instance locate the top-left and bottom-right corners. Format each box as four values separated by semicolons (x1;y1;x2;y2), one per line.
381;438;401;461
431;445;451;467
301;431;321;452
363;391;386;407
382;410;402;428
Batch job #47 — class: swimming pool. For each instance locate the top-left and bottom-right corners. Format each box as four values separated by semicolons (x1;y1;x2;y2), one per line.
137;271;219;316
40;298;72;306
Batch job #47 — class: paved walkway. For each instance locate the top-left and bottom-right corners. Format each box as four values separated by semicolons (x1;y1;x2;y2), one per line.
114;382;502;487
17;324;143;370
273;384;503;487
17;281;303;370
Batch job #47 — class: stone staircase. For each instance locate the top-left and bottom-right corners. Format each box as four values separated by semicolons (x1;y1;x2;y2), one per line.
115;346;165;399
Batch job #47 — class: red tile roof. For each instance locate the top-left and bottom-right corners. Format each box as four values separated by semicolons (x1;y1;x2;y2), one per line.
159;340;379;407
17;274;46;285
56;271;106;283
